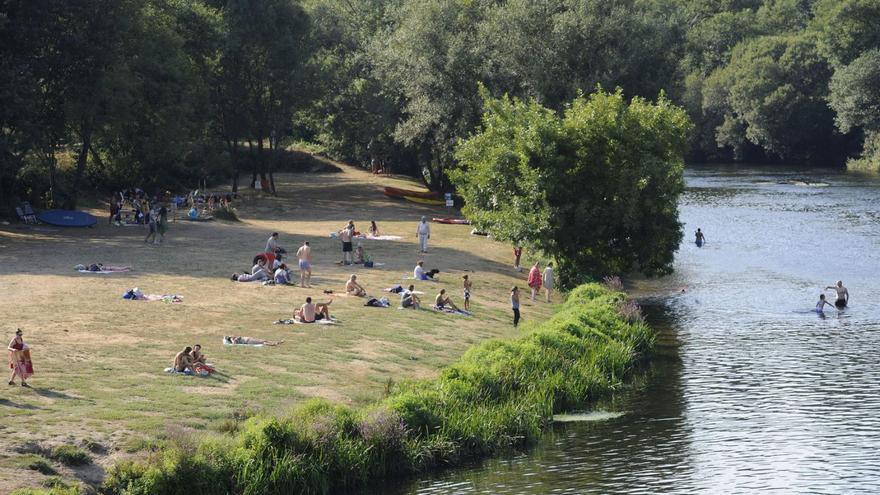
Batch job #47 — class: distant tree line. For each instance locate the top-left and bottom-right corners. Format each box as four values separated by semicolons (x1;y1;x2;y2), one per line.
2;0;879;211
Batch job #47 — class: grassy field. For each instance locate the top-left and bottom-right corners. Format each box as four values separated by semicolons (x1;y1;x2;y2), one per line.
0;160;558;492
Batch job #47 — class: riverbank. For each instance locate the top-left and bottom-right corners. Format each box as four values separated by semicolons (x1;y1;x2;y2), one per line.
0;164;560;492
96;282;653;494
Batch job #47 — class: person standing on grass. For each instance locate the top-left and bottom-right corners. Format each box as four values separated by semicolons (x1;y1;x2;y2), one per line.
462;274;472;312
156;206;168;244
511;287;521;327
144;207;158;244
542;263;555;303
527;262;542;301
416;216;431;253
266;232;281;254
8;329;33;387
513;246;523;272
296;241;312;288
339;221;354;265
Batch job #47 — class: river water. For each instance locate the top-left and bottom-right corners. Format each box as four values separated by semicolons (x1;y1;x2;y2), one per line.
388;166;880;494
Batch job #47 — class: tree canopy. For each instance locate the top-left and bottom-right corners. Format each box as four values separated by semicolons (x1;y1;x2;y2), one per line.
452;89;692;287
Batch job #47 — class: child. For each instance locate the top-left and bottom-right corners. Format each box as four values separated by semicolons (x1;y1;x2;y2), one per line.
815;294;834;314
462;274;472;311
513;246;522;272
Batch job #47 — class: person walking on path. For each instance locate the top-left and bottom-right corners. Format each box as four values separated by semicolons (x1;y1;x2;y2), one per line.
511;286;521;327
542;263;555;303
826;280;849;308
156;206;168;244
339;221;354;265
416;216;431;253
8;328;33;387
296;241;312;288
527;262;542;301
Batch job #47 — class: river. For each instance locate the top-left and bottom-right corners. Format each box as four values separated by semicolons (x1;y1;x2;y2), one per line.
386;165;880;494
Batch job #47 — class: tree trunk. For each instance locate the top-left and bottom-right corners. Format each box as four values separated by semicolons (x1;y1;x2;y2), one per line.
66;127;92;210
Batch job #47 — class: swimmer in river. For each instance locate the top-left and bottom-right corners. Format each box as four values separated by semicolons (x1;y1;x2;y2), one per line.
815;294;835;314
825;280;849;309
695;228;706;247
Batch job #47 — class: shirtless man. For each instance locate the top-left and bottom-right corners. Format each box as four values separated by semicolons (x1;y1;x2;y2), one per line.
296;241;312;287
339;222;354;265
435;289;459;311
173;347;195;373
695;228;706;247
825;280;849;308
294;296;333;323
346;274;366;296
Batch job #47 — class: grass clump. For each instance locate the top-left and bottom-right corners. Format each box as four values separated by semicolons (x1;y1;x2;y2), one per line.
49;445;91;467
102;283;653;494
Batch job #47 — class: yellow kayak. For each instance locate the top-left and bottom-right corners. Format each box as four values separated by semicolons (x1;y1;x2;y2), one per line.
403;195;445;206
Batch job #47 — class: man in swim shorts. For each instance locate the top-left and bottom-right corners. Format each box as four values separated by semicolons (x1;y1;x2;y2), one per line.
825;280;849;308
296;241;312;287
695;228;706;247
339;222;354;265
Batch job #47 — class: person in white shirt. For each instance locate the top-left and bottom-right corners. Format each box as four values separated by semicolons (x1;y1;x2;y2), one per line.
416;216;431;253
266;232;281;253
542;263;555;303
414;261;427;280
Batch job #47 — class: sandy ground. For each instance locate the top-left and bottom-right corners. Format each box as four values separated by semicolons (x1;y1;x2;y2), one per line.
0;161;559;491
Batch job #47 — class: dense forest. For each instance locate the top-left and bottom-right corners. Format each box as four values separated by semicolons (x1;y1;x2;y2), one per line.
2;0;879;211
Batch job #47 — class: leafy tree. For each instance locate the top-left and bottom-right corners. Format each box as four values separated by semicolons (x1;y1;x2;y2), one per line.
452;88;692;287
812;0;880;67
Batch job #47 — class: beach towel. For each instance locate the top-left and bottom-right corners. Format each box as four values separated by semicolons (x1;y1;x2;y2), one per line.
431;305;472;316
402;275;438;282
123;289;183;303
222;338;264;346
77;267;132;274
365;235;402;241
164;367;209;376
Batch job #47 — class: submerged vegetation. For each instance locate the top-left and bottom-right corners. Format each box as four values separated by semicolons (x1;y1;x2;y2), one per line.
97;283;651;494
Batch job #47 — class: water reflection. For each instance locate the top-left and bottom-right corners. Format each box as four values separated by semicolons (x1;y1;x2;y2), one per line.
386;166;880;494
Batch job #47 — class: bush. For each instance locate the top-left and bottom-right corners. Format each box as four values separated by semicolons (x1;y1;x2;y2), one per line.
101;283;654;494
49;445;90;467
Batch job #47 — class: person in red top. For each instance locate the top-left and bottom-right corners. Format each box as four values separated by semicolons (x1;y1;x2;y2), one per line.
8;328;33;387
527;262;542;302
253;251;277;269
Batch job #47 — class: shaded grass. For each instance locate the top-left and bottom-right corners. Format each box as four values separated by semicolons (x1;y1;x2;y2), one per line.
100;283;652;494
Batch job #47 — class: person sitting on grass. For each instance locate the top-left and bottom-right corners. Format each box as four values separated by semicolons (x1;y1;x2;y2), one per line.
294;296;333;323
434;289;460;311
354;242;365;264
223;336;284;346
190;344;214;374
252;259;269;279
274;263;293;285
368;220;380;237
401;284;420;309
173;347;195;374
346;274;367;296
413;260;440;280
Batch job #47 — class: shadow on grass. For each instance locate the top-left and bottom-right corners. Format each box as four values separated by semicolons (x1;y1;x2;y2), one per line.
32;388;78;400
0;398;42;409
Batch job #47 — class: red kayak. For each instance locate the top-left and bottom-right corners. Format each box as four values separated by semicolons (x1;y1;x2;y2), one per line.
432;218;471;225
384;186;442;199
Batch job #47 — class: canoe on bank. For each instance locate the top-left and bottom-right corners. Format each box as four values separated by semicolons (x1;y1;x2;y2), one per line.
383;186;442;199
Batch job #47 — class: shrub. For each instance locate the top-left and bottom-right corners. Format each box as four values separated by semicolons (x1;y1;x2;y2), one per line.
49;445;90;467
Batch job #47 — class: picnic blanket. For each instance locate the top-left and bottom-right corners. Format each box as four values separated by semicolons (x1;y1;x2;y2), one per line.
402;275;438;282
123;289;183;303
274;318;337;325
164;367;209;376
364;235;402;241
431;305;472;316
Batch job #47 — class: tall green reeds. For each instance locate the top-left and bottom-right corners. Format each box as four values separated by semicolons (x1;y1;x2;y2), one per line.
102;283;652;495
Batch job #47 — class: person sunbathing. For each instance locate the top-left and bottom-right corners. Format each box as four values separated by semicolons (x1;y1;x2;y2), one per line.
346;274;367;296
223;336;283;346
232;271;266;282
401;284;421;309
294;297;333;323
274;263;293;285
434;289;460;311
190;344;214;374
173;347;195;373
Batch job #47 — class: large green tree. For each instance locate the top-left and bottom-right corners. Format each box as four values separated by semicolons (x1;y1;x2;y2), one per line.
452;89;692;286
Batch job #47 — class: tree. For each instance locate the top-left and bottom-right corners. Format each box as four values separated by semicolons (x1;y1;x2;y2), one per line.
452;88;692;287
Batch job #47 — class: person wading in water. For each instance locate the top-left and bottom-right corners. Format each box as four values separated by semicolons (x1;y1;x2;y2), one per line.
825;280;849;309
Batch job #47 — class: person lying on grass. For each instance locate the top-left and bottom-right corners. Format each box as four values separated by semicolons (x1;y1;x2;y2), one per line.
346;274;367;296
223;336;284;346
294;296;333;323
401;284;421;309
434;289;460;311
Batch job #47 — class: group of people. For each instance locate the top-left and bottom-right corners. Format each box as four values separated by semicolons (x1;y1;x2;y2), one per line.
172;344;213;375
526;262;555;303
336;220;377;265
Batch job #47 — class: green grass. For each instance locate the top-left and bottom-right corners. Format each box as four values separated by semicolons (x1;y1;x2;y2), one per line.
100;283;652;494
48;445;90;467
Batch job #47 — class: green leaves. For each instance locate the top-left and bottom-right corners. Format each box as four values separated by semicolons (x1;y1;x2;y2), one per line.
453;89;691;287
